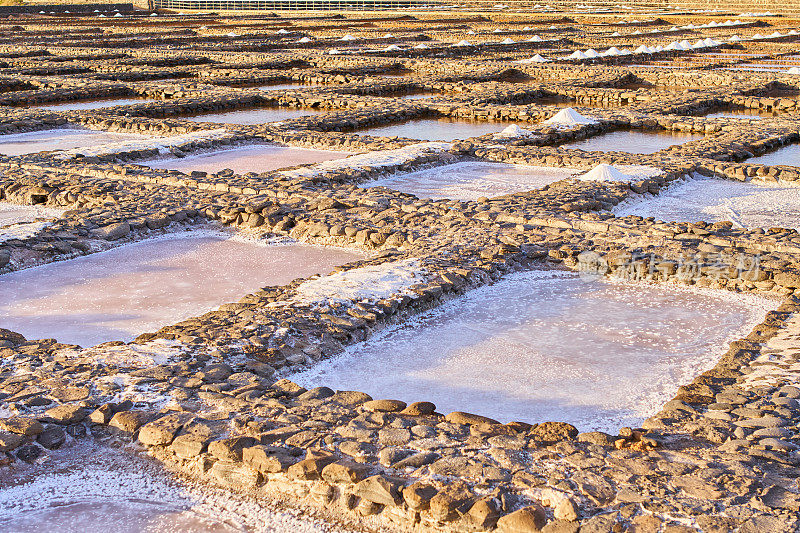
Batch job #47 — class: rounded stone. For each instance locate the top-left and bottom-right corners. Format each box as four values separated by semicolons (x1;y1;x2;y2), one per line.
362;399;407;413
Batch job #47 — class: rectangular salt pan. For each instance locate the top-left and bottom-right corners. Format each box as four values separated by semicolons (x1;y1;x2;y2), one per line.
356;118;511;142
614;175;800;230
0;128;149;156
290;271;776;432
139;144;351;174
185;107;325;125
561;130;704;154
745;144;800;167
361;162;579;201
0;233;361;348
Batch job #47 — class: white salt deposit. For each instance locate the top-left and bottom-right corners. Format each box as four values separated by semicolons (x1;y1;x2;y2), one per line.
290;270;777;432
0;221;51;244
0;128;149;156
279;142;450;180
0;232;361;347
578;163;663;182
55;129;232;160
515;54;550;63
139;144;351;174
494;124;533;138
0;444;348;533
614;174;800;229
361;161;579;201
0;202;64;226
543;107;598;126
296;258;422;304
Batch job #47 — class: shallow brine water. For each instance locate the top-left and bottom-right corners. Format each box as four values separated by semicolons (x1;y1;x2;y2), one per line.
32;97;155;111
560;130;704;154
0;233;361;347
361;162;579;200
614;175;800;230
139;144;351;174
0;128;149;156
184;107;325;125
745;143;800;167
355;118;510;141
290;271;775;432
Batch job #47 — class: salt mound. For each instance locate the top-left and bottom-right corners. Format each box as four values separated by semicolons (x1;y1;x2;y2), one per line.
568;50;589;60
543;107;597;126
384;44;402;51
516;54;550;64
578;163;633;182
454;40;473;47
494;124;532;138
413;43;429;49
500;38;516;44
788;67;800;75
276;28;289;34
297;36;312;43
340;34;357;41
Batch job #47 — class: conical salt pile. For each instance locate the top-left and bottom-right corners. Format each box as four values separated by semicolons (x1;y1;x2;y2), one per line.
578;163;631;182
543;108;597;126
494;124;532;138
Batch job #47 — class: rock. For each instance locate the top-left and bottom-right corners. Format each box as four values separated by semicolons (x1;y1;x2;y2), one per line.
15;444;41;463
93;222;130;241
36;425;66;449
0;417;43;436
392;451;440;469
321;460;372;483
170;433;210;459
43;404;86;425
243;445;297;473
403;481;438;510
362;399;407;412
109;411;154;433
208;436;258;461
329;390;372;406
445;411;500;426
297;386;335;400
138;413;191;446
287;455;337;480
88;403;117;424
429;487;475;521
496;504;547;532
466;497;501;529
554;497;579;521
211;461;260;489
401;401;436;416
353;475;405;507
529;422;578;443
0;431;24;452
577;431;614;446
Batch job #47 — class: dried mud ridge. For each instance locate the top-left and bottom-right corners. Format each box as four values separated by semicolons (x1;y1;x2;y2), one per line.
1;8;800;533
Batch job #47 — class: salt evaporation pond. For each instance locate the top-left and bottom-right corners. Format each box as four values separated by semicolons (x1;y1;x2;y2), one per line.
362;162;579;200
0;233;360;347
356;118;509;141
139;144;351;174
0;128;149;156
185;107;325;125
614;175;800;230
32;97;155;111
745;143;800;167
0;444;344;533
290;270;776;432
561;130;704;154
